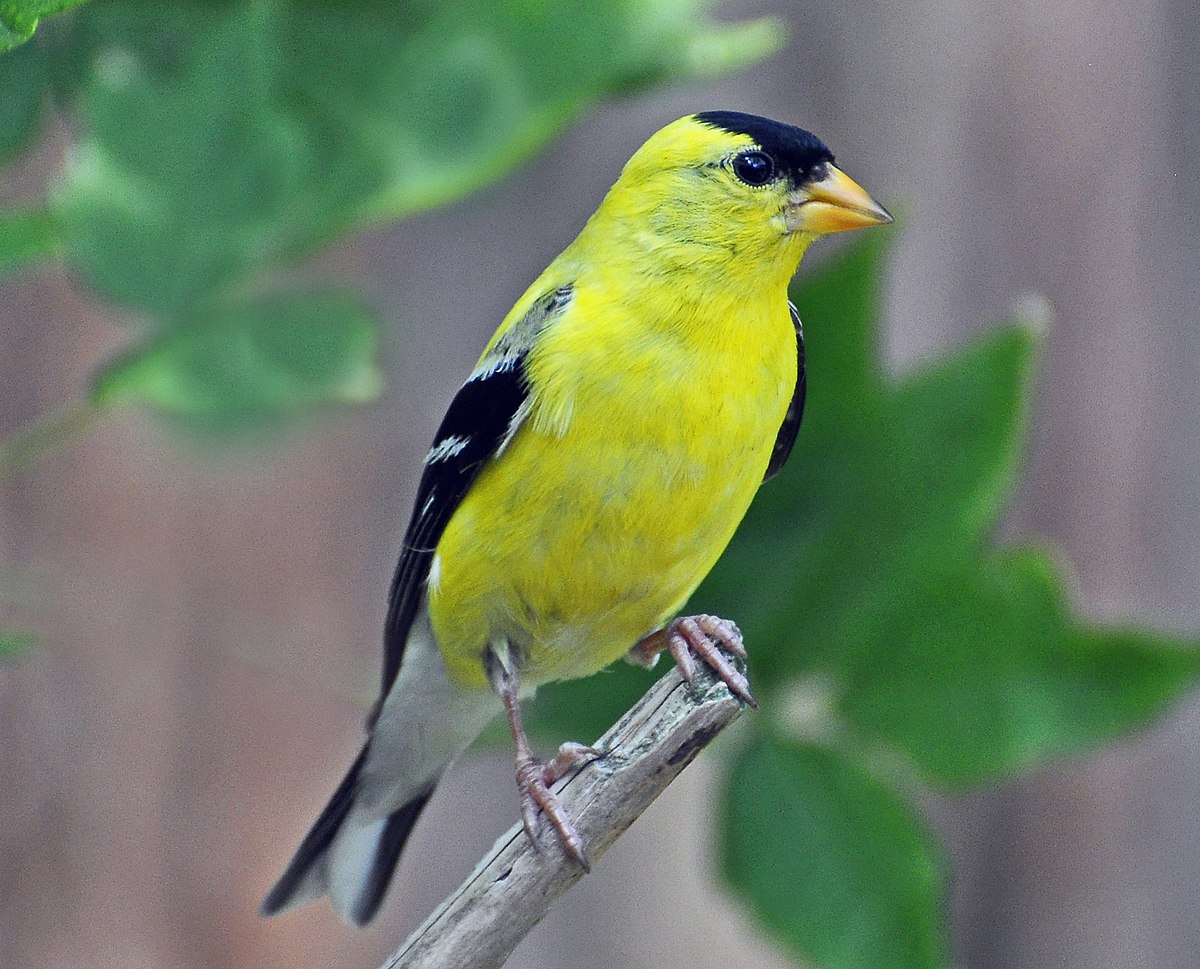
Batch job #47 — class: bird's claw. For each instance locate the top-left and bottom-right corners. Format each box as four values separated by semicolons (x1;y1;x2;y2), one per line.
664;614;756;708
543;741;603;782
515;741;601;870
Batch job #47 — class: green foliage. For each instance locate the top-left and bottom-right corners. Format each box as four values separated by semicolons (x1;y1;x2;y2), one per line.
723;739;948;969
526;234;1200;969
833;545;1200;782
92;289;381;434
52;0;779;317
0;37;49;154
0;0;87;51
0;627;35;658
1;0;781;442
0;205;58;278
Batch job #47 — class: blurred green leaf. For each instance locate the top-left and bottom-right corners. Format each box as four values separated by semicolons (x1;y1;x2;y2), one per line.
1;205;59;278
0;0;87;51
0;627;36;659
840;545;1200;782
53;0;783;316
791;231;889;435
92;289;381;433
722;736;949;969
0;35;49;157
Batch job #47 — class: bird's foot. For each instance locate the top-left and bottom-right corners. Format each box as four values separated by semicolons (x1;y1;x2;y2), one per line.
488;641;603;868
515;741;601;869
632;614;755;707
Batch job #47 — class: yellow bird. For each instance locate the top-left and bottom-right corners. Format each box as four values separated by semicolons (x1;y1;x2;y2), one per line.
262;111;891;925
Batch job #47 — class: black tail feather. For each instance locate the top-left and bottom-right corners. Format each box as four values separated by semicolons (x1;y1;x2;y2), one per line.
261;747;368;917
261;745;435;924
348;787;434;926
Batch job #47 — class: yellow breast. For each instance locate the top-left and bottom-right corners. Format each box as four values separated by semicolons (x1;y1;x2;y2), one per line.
428;282;797;688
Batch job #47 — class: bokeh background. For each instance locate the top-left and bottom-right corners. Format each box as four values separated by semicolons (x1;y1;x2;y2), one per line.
3;1;1199;967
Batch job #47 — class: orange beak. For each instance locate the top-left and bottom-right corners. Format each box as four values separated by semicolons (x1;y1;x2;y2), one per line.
785;165;893;235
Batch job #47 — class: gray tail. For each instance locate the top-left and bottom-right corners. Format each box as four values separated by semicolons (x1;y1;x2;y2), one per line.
260;745;434;926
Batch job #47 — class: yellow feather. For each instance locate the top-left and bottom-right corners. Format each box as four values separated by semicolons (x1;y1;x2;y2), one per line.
430;117;816;688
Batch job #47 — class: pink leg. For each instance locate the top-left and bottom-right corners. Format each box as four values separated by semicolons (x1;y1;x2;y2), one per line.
488;647;600;869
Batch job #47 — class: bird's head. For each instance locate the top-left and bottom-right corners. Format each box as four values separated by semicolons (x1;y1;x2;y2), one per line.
584;111;891;290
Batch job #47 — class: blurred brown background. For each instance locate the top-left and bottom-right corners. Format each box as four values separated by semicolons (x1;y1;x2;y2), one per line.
3;0;1199;967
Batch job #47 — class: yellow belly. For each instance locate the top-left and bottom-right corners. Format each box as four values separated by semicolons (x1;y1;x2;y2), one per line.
428;295;796;689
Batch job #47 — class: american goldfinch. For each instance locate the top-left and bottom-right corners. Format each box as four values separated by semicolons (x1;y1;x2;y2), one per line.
262;111;891;925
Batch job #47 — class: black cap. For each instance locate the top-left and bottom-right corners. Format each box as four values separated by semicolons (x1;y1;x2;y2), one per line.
695;111;834;184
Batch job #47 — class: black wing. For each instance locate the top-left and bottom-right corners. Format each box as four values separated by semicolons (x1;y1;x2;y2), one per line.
763;300;807;482
378;286;573;703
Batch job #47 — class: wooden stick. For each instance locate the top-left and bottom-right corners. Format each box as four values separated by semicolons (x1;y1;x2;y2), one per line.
381;664;747;969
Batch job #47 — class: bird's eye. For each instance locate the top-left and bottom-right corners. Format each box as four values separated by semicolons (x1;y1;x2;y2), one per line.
731;150;775;186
